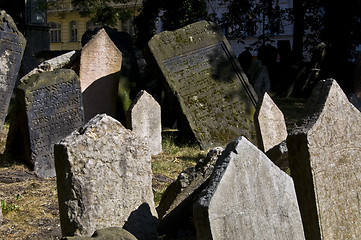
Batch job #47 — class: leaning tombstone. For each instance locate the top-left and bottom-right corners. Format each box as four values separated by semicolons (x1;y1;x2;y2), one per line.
126;90;162;155
54;114;157;239
79;28;122;122
0;10;26;133
147;21;258;149
193;136;305;240
5;69;84;178
254;92;288;152
287;79;361;239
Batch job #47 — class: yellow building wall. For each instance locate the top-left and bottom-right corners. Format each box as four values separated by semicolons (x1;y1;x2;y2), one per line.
47;11;88;51
47;3;139;51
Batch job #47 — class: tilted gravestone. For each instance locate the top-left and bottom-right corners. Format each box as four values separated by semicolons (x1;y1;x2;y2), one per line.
126;90;162;155
254;93;288;152
287;79;361;239
80;28;122;122
193;136;305;240
54;114;157;239
147;21;258;149
0;10;26;133
5;69;84;178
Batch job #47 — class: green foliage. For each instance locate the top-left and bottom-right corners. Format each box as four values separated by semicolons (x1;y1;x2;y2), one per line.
134;0;209;48
1;194;22;214
70;0;134;26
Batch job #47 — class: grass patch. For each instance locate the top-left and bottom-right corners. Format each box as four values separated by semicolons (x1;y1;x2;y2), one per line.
151;130;206;206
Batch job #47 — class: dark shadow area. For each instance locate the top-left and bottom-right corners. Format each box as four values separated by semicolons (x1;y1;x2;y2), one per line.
82;72;120;123
122;203;158;240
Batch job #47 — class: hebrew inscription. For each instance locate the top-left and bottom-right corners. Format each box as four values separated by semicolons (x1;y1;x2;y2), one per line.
0;13;26;133
6;69;84;178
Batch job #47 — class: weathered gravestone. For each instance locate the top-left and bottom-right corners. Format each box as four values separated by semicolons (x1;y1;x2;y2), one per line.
254;93;288;152
287;79;361;239
63;227;137;240
147;21;257;149
80;28;122;122
5;69;84;178
157;147;223;220
126;90;162;155
54;114;158;239
0;10;26;133
193;136;305;240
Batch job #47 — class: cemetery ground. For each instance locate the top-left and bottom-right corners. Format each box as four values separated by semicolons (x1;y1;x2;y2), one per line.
0;98;304;239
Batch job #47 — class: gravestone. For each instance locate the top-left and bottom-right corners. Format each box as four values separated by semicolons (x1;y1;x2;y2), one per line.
254;93;288;152
23;50;79;79
63;227;137;240
54;114;157;239
5;69;84;178
126;90;162;155
193;136;305;240
80;28;122;122
157;147;223;220
147;21;257;149
287;79;361;239
0;10;26;133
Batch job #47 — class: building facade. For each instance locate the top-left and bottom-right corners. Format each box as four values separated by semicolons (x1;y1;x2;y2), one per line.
47;0;140;51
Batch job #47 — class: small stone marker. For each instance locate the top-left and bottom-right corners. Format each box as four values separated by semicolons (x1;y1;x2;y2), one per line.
54;114;157;239
147;21;258;149
126;90;162;155
193;136;305;240
287;79;361;239
0;10;26;133
254;93;288;152
5;69;84;178
80;28;122;122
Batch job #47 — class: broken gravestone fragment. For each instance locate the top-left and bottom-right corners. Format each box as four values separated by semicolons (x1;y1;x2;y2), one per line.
54;114;157;240
193;136;305;240
287;79;361;239
147;20;257;149
157;147;223;220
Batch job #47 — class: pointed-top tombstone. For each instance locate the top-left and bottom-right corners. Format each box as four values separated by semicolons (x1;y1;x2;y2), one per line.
254;93;288;152
0;10;26;133
287;79;361;239
80;28;122;122
147;21;258;149
126;90;162;155
193;136;305;240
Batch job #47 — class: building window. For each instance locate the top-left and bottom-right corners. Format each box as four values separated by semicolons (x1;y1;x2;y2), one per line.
49;22;61;43
70;20;78;42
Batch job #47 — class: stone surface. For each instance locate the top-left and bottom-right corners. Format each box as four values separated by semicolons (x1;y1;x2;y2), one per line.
157;147;223;220
254;93;288;152
0;10;26;133
287;79;361;239
147;21;257;149
22;50;79;80
193;136;305;240
80;28;122;122
265;140;289;172
126;90;162;155
63;227;137;240
54;114;157;239
5;69;84;178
